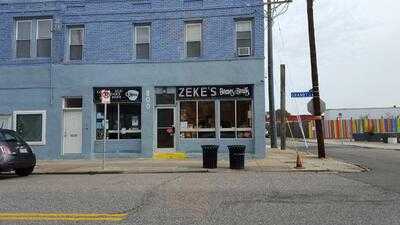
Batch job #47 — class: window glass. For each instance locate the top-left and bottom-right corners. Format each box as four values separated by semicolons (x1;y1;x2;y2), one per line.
16;114;43;143
186;23;201;57
220;101;235;128
16;21;31;58
69;28;84;60
237;100;252;128
180;101;216;139
120;104;141;139
156;94;175;105
136;26;150;44
17;21;31;40
236;21;251;32
186;23;201;42
180;102;197;129
135;26;150;59
37;20;52;39
220;100;252;138
64;98;83;108
37;20;52;57
96;104;141;140
236;20;252;55
198;101;215;128
70;29;84;45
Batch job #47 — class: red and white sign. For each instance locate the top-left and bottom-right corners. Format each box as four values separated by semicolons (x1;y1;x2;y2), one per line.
100;90;111;104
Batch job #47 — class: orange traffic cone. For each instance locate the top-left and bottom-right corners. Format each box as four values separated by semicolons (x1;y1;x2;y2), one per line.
295;152;304;169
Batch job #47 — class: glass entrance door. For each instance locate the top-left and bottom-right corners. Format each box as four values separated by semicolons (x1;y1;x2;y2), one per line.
157;108;175;150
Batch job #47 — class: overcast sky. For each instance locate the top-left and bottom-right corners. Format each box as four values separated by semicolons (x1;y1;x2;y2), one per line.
266;0;400;114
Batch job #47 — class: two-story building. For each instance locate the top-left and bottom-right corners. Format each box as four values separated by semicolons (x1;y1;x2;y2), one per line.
0;0;266;159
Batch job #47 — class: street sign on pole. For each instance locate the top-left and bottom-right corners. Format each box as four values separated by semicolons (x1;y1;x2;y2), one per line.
307;99;326;115
100;90;111;104
291;91;313;98
100;89;110;170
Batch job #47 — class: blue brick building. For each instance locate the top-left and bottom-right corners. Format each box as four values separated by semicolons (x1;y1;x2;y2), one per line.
0;0;266;159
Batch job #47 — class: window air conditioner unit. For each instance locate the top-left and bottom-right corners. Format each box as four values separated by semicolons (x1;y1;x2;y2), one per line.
237;47;251;56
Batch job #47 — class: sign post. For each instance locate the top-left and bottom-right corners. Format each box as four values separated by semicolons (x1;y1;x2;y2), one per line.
100;89;111;170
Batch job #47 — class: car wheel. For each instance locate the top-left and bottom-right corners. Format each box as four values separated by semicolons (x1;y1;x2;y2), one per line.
15;167;34;177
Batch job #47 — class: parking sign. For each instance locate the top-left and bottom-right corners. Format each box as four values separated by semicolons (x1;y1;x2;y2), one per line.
100;90;111;104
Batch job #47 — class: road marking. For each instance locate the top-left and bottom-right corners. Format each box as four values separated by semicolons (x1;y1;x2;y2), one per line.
0;213;127;221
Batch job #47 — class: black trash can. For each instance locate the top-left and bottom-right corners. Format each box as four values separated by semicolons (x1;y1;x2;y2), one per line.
201;145;219;169
228;145;246;170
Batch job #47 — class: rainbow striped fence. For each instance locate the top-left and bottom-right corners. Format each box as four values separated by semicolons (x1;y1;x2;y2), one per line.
307;117;400;139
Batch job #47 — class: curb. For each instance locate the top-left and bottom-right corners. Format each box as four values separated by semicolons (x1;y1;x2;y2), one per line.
32;168;366;175
33;169;210;175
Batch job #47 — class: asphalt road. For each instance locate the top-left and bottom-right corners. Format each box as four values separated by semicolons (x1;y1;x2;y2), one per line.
288;142;400;194
1;168;400;225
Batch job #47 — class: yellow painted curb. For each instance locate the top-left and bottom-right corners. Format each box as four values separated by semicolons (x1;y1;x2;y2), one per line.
153;152;187;160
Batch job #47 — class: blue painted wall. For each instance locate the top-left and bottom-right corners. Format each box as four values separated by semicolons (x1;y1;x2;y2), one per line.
0;0;266;159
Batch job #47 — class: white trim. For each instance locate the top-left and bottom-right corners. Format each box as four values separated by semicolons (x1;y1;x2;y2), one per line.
12;110;46;145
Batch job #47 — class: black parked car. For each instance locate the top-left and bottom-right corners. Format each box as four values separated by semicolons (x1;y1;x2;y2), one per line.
0;129;36;176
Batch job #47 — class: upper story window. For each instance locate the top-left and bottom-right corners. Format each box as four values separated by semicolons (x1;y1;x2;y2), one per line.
135;25;150;60
68;27;84;61
36;19;52;57
16;20;32;58
16;18;53;59
185;22;202;58
236;20;252;57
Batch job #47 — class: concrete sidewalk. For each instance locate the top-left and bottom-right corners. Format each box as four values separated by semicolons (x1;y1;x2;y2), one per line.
33;149;365;175
294;139;400;151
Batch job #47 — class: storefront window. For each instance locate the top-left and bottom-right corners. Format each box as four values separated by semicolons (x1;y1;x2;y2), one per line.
220;100;252;138
96;104;141;140
180;101;215;138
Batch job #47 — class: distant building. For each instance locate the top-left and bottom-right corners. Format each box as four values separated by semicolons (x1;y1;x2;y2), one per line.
324;107;400;120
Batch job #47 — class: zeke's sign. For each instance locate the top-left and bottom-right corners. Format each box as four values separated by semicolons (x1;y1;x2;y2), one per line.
176;85;252;100
94;87;142;103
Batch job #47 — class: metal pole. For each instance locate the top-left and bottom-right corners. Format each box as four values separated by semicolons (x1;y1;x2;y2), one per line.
280;64;286;150
267;0;278;148
103;103;107;170
306;0;325;158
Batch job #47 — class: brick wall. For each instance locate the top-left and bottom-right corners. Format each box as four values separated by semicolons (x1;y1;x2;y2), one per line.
0;0;264;64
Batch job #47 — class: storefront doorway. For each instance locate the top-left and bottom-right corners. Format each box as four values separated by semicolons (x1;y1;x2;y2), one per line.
62;98;83;154
156;107;175;151
62;110;82;154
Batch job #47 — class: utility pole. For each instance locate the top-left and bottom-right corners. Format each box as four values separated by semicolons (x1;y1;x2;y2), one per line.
281;64;286;150
265;0;292;149
267;0;277;148
280;64;286;150
306;0;326;158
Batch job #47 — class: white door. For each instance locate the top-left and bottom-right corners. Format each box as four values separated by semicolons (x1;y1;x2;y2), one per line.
63;110;82;154
0;115;12;129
